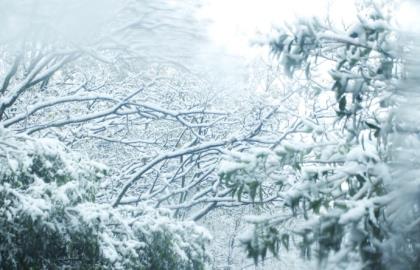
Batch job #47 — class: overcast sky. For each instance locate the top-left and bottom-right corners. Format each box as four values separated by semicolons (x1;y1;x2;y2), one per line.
198;0;418;58
198;0;359;56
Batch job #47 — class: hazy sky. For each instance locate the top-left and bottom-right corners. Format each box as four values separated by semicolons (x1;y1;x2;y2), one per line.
198;0;420;57
198;0;358;56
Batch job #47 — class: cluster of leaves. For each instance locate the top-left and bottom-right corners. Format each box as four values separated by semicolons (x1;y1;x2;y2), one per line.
240;220;290;265
219;148;287;203
267;6;399;266
220;151;266;203
220;2;420;269
0;127;210;269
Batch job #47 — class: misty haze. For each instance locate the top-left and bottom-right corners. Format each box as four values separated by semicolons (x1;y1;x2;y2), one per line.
0;0;419;269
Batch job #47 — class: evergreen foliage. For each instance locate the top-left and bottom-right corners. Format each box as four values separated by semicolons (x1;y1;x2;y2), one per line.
0;127;210;269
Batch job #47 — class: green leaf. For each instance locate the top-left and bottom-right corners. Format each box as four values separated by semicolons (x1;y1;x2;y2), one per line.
230;185;238;198
313;85;322;96
249;183;257;202
305;62;311;79
339;96;347;112
237;184;244;201
261;246;267;260
365;121;380;130
282;234;290;250
259;184;263;203
310;199;322;214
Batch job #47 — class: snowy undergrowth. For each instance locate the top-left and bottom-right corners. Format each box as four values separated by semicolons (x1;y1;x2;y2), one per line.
0;127;210;269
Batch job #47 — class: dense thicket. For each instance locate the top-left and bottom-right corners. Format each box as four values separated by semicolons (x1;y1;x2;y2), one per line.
221;2;420;269
0;127;210;269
